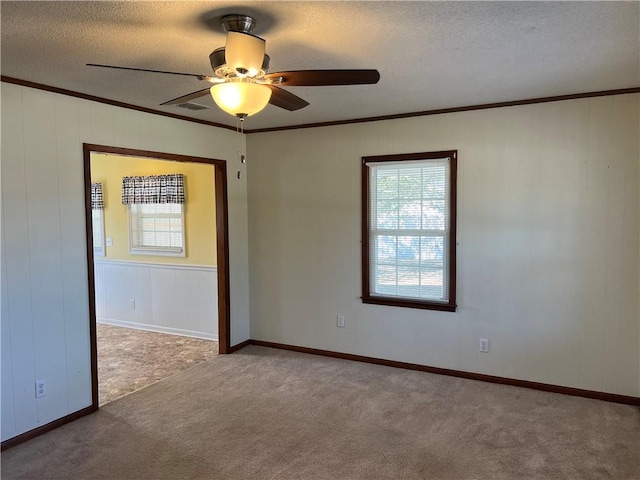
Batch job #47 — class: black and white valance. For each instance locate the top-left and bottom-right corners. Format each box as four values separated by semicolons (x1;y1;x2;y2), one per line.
121;174;185;205
91;182;104;210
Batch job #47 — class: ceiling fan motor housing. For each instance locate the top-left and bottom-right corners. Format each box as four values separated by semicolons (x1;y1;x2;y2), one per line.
220;14;256;34
209;47;270;78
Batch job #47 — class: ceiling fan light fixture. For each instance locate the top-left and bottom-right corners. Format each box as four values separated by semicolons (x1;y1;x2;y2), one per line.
225;31;266;77
210;81;272;117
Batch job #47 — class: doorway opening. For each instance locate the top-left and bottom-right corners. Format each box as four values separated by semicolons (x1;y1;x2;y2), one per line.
83;144;231;408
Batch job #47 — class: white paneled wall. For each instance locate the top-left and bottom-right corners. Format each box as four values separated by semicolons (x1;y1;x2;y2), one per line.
94;260;218;340
247;94;640;397
1;82;249;442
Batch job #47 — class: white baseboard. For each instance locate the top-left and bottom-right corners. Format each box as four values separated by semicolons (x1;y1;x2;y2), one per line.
97;318;218;341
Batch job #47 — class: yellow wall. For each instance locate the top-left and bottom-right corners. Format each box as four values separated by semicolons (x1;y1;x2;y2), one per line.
91;153;217;266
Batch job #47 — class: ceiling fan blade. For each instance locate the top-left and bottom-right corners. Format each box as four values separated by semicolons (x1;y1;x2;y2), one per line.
266;85;309;111
265;69;380;87
160;88;211;106
87;63;209;79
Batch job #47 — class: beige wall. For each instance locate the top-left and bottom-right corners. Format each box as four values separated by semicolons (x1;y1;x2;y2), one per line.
2;80;638;445
91;153;217;266
246;94;640;396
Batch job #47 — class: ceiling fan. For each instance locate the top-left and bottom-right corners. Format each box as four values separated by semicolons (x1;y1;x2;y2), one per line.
88;14;381;119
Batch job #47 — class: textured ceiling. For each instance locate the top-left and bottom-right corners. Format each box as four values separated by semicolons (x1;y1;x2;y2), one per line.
2;1;639;130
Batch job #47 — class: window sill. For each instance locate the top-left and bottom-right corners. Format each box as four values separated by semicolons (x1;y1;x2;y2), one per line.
129;249;186;258
362;295;456;312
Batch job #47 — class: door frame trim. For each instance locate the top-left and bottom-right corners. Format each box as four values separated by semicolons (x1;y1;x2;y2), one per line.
82;143;231;409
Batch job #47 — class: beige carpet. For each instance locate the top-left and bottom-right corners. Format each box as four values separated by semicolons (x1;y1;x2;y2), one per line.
2;346;639;480
98;323;218;405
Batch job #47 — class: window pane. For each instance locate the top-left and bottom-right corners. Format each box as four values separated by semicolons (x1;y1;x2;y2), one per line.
376;200;398;229
92;212;102;246
92;210;104;255
171;232;183;247
420;236;444;268
397;266;420;298
423;165;446;198
422;200;445;230
375;264;397;295
375;235;397;263
376;170;398;199
142;232;155;245
420;268;444;299
141;218;156;229
397;236;419;264
399;201;421;229
399;168;422;199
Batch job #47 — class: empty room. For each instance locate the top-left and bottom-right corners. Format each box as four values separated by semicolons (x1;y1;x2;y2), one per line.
1;2;639;479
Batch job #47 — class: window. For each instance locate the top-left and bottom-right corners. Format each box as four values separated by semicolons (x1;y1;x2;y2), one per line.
362;150;457;311
92;209;105;257
129;203;185;256
121;173;186;257
91;182;105;257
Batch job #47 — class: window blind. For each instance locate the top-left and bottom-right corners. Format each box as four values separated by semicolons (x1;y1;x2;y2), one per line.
369;158;451;302
129;203;185;255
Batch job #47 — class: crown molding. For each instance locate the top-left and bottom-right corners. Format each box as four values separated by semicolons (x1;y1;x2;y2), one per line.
3;76;638;135
244;87;640;133
0;76;237;132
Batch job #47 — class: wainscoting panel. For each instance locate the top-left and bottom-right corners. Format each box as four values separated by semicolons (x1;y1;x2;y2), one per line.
94;259;218;340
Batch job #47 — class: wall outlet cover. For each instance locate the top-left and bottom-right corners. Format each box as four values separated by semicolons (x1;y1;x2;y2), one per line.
35;380;47;398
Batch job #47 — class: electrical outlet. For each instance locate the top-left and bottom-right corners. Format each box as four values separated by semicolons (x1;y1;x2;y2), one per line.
337;315;345;328
479;338;490;353
130;299;136;309
35;380;47;398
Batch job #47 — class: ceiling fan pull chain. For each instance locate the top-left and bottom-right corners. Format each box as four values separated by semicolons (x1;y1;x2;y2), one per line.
236;116;242;173
240;117;246;163
235;116;247;177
